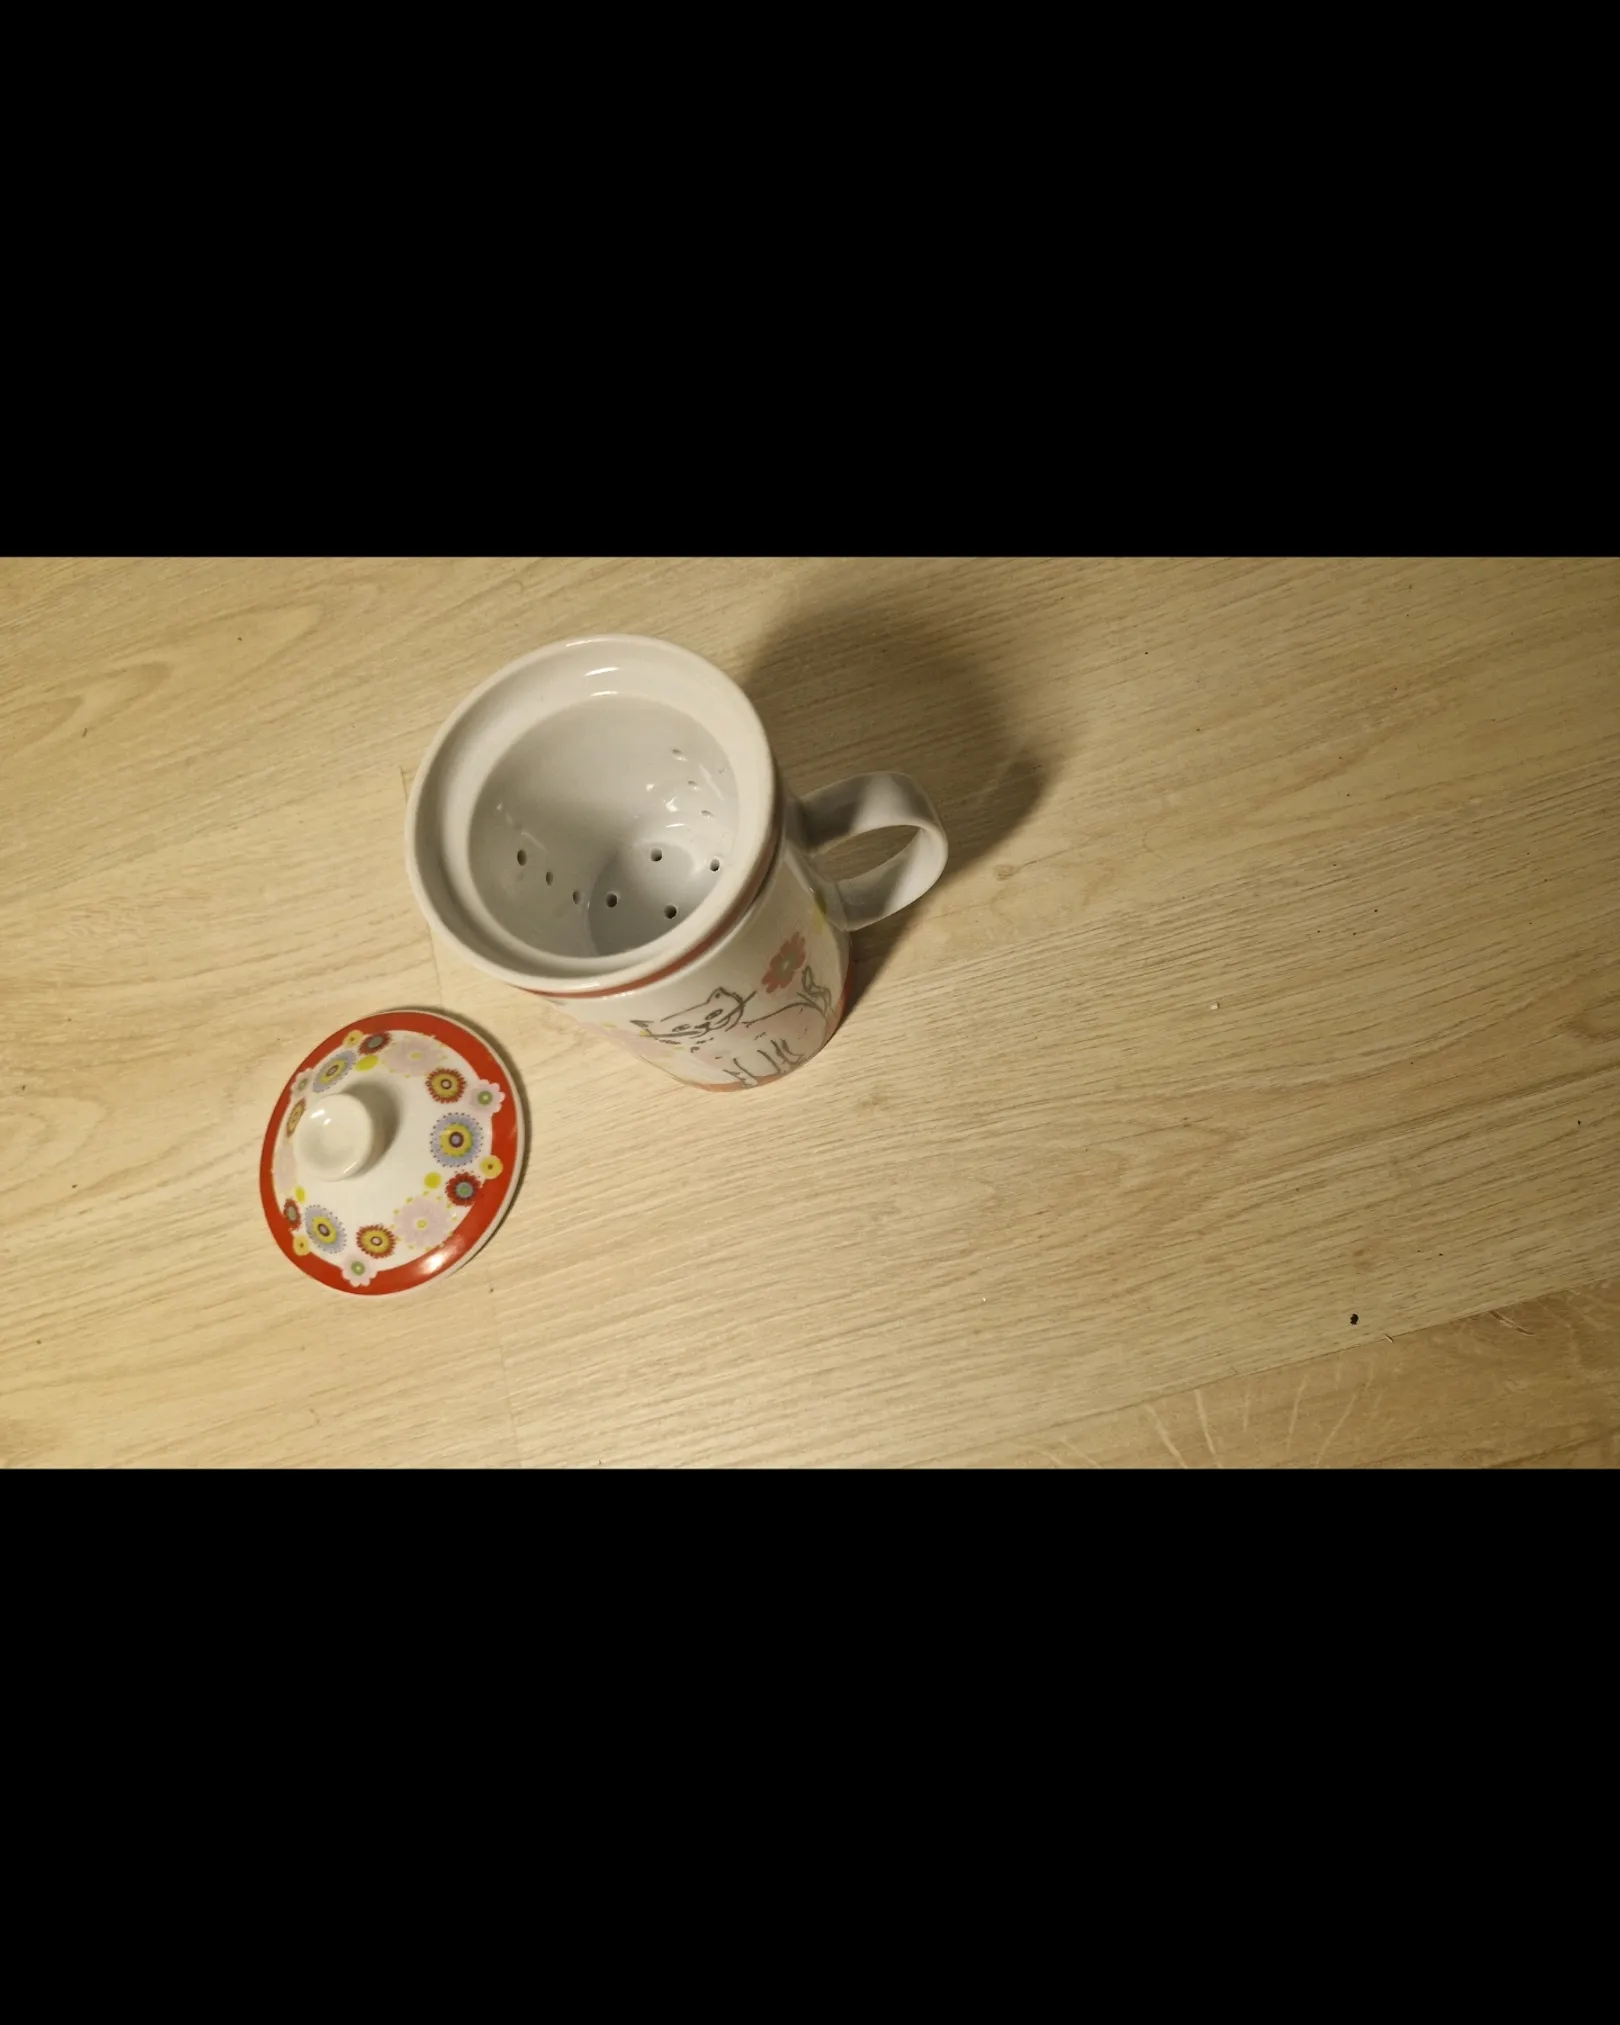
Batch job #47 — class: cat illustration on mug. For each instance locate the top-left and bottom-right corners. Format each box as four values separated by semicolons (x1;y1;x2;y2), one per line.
633;968;835;1086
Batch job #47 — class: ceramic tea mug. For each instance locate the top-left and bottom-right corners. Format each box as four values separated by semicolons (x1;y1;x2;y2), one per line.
404;634;947;1088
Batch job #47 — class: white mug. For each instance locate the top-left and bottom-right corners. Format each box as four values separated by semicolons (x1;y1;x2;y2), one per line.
404;634;947;1088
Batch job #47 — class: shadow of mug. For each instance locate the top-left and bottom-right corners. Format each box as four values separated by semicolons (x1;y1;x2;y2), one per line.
741;590;1062;1013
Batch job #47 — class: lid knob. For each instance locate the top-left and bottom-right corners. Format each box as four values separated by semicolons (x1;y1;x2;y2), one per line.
299;1091;382;1182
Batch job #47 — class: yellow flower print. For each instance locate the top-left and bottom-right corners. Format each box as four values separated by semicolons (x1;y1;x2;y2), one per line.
478;1155;503;1180
305;1208;345;1255
428;1114;481;1167
424;1172;441;1190
344;1030;365;1049
292;1232;311;1255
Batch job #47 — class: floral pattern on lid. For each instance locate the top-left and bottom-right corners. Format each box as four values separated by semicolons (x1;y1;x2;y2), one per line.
260;1011;523;1298
312;1050;357;1095
394;1192;453;1250
429;1114;482;1167
388;1035;442;1077
304;1207;346;1255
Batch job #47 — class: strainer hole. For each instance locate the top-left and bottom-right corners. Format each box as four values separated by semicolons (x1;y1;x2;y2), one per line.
710;859;720;871
545;869;553;884
701;810;711;818
516;849;526;866
571;890;580;904
664;905;677;919
606;893;618;907
650;848;662;862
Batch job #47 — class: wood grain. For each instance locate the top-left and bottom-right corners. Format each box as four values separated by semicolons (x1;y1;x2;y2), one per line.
926;1280;1620;1469
2;557;1617;1466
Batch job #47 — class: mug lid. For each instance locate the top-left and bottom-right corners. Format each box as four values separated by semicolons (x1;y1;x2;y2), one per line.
260;1009;524;1297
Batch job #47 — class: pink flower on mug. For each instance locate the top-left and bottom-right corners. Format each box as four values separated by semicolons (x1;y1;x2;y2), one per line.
762;932;806;993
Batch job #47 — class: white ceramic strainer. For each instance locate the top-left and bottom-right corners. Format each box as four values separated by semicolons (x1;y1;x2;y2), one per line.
406;636;777;994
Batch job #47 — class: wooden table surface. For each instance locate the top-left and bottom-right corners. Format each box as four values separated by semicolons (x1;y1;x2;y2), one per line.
3;557;1618;1468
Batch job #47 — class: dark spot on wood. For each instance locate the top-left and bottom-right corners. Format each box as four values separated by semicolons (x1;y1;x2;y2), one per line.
1350;1313;1358;1324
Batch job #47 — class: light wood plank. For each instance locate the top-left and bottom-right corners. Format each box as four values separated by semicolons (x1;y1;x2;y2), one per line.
926;1280;1620;1469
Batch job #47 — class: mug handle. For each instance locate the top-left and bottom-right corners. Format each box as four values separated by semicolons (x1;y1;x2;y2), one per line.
797;773;949;932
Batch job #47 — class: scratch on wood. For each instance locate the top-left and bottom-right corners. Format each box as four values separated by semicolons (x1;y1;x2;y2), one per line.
1194;1388;1224;1467
1492;1310;1533;1335
1312;1388;1361;1468
1144;1401;1190;1469
1059;1435;1105;1470
1286;1371;1308;1455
